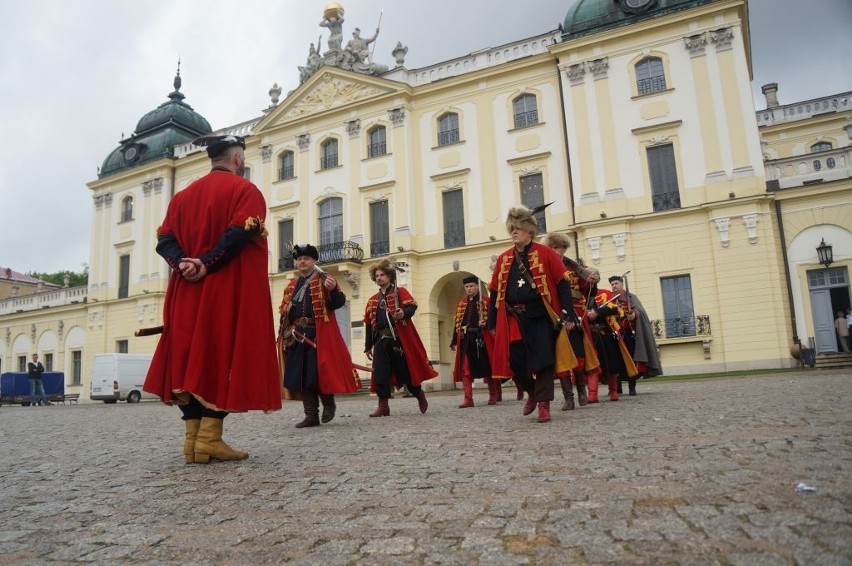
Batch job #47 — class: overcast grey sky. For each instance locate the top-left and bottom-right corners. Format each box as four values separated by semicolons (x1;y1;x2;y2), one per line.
0;0;849;275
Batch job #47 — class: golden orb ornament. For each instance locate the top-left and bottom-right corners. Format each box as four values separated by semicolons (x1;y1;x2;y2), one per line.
323;3;344;20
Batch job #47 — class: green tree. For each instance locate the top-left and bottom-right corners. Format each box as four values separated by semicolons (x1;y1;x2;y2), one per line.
27;264;89;288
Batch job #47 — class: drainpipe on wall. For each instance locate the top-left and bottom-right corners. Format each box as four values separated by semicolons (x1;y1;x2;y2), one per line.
774;198;798;344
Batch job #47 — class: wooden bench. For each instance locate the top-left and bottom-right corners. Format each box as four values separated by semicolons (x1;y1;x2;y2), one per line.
61;393;80;405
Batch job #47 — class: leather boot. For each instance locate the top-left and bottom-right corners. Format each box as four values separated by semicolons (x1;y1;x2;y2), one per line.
575;371;588;406
617;379;623;395
486;378;498;405
587;372;600;403
522;394;537;416
628;378;637;396
560;378;575;411
513;378;524;400
320;394;336;423
495;379;503;402
415;390;429;414
194;417;248;464
296;390;321;428
183;419;201;464
537;401;551;423
608;375;620;401
369;397;390;417
458;377;474;408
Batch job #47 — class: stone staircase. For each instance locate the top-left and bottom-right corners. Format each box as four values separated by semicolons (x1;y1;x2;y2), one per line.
814;351;852;369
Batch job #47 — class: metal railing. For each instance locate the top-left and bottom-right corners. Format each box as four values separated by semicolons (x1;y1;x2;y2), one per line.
370;241;389;257
317;241;364;265
637;75;666;96
438;129;460;146
650;315;711;339
514;109;538;128
652;190;681;212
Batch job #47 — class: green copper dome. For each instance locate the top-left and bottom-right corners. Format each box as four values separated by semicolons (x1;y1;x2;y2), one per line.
562;0;715;39
100;68;212;178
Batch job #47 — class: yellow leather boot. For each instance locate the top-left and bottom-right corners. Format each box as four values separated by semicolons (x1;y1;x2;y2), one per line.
194;417;248;464
183;419;201;464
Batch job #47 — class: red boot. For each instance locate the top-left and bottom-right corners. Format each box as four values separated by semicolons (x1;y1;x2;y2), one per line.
607;375;620;401
495;379;503;402
486;378;498;405
522;395;537;416
537;401;551;423
458;377;474;408
415;390;429;414
369;397;390;417
587;371;600;403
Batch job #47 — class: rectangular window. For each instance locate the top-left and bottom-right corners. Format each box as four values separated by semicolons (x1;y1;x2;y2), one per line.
242;166;251;181
72;351;82;385
520;173;547;233
278;219;294;271
438;113;460;146
442;190;465;248
318;198;344;263
321;140;339;170
18;356;26;372
661;275;695;338
45;353;53;371
647;144;681;212
279;151;295;180
116;340;129;354
368;127;387;158
369;201;390;256
118;254;130;299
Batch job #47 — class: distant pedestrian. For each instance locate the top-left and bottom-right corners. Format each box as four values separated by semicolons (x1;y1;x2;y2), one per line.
835;311;849;352
27;353;51;406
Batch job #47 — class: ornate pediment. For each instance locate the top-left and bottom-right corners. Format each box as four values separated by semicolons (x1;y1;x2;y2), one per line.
270;71;396;126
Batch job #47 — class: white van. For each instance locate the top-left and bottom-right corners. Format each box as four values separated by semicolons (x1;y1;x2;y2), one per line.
90;354;157;403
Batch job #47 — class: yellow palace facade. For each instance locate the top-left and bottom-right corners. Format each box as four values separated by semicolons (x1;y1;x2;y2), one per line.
1;0;849;397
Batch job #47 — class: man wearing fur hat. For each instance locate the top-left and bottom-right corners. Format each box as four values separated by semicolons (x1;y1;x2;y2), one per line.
363;259;438;417
278;244;361;428
542;232;603;410
486;205;578;423
145;134;281;464
450;275;498;407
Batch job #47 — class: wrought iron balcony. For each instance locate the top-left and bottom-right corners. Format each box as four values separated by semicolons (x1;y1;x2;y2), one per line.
370;241;389;257
317;241;364;265
651;315;711;339
652;190;681;212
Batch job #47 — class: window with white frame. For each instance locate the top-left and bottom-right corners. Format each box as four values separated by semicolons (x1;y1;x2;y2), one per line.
438;113;460;146
369;200;389;257
279;151;295;180
647;143;681;212
318;198;343;262
442;190;465;248
278;218;294;271
520;173;547;233
121;196;133;222
635;57;666;96
368;126;387;158
661;275;695;338
513;94;539;128
320;139;338;170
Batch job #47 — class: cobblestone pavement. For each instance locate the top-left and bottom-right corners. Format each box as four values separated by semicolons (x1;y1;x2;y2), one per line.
1;370;851;565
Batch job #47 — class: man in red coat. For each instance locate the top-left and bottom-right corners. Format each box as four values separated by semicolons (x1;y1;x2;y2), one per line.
450;276;498;407
144;134;282;464
278;244;360;428
486;206;577;423
363;259;437;417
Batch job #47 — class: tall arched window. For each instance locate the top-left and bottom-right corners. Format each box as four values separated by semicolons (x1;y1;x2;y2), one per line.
279;151;295;180
321;139;338;169
635;57;666;95
438;112;460;146
121;196;133;222
318;197;343;263
368;126;387;158
513;94;538;128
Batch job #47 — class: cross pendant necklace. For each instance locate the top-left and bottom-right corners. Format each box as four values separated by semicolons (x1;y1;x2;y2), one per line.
517;278;526;288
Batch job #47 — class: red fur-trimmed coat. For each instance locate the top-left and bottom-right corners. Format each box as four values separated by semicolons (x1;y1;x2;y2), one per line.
363;286;438;388
279;275;360;395
487;242;568;380
451;294;494;382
